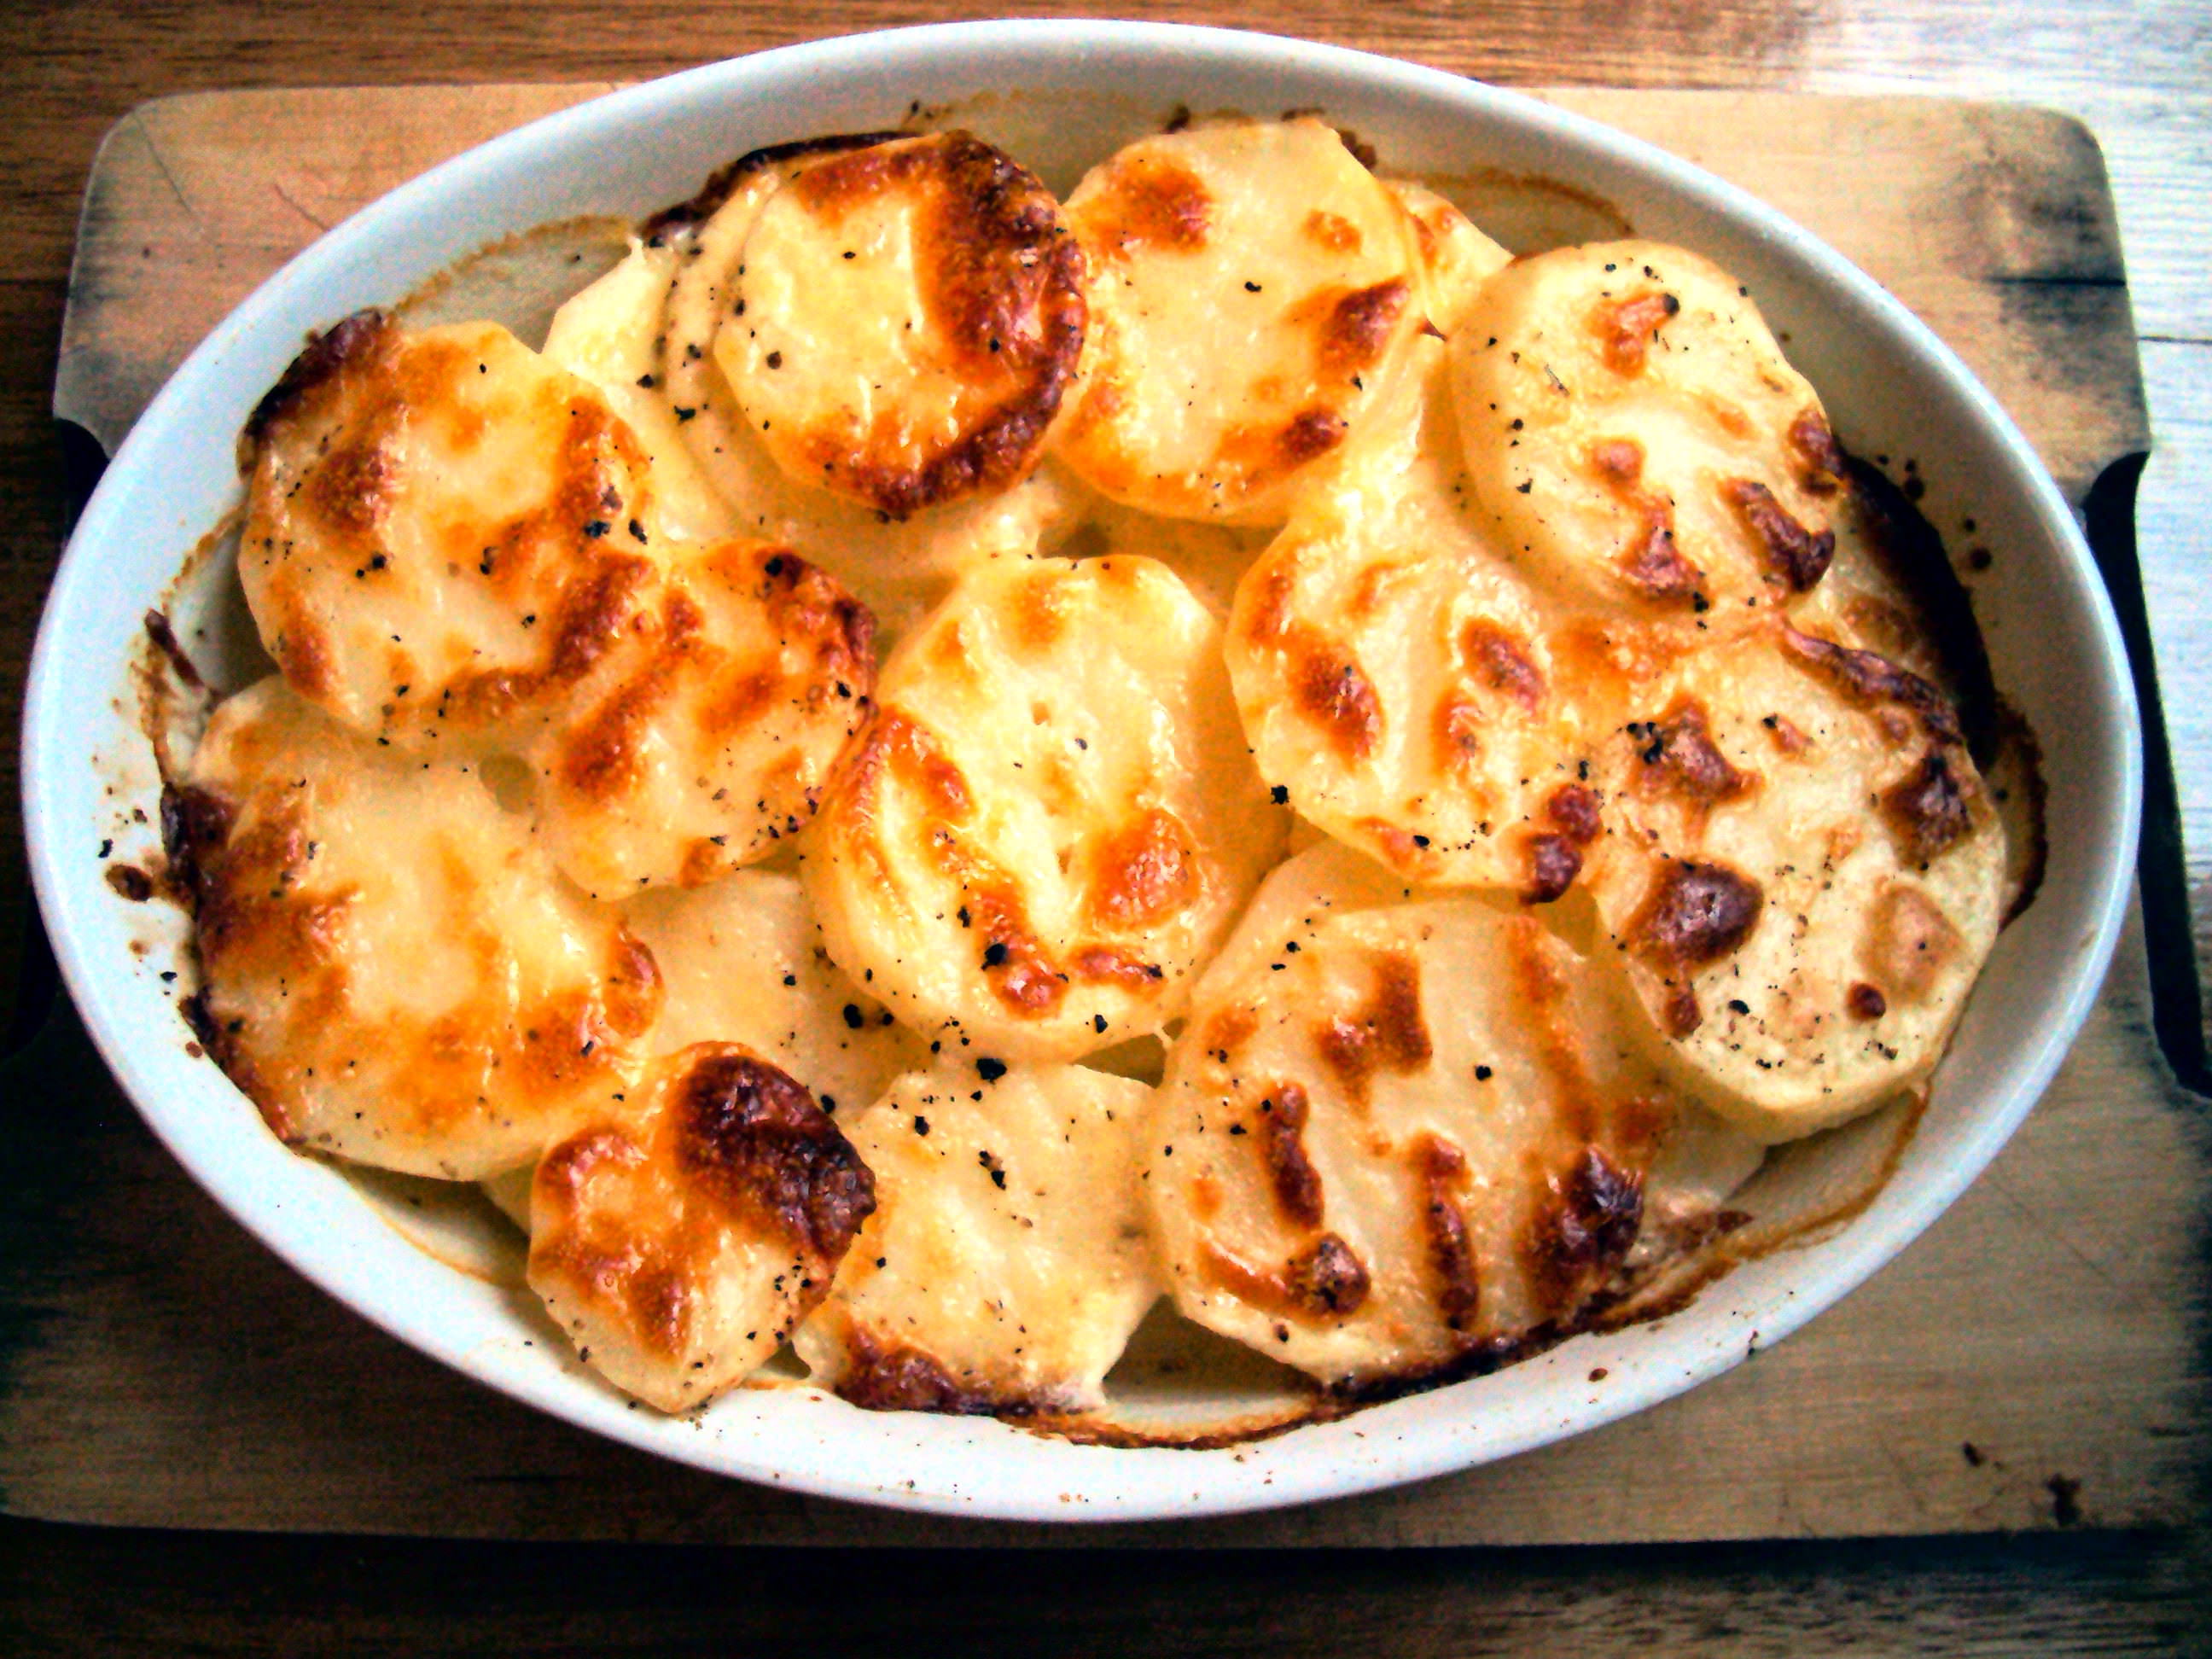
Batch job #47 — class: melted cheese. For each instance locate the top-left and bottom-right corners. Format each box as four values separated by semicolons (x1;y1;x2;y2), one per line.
623;868;928;1113
794;1062;1158;1412
802;556;1287;1061
1452;240;1846;617
1057;119;1428;525
528;1042;874;1411
657;143;1085;638
178;677;661;1179
1227;337;1593;891
1144;841;1689;1386
241;315;664;751
719;132;1086;518
522;538;876;897
1581;624;2006;1139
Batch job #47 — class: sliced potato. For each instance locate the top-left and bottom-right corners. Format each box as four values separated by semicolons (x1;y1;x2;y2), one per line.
542;241;739;544
1145;841;1685;1386
804;556;1287;1061
1383;179;1512;331
522;538;876;897
720;131;1085;518
241;314;663;750
1790;464;1989;713
172;678;661;1179
1583;623;2006;1140
1059;498;1272;621
529;1042;874;1411
795;1061;1158;1412
623;868;928;1114
1452;240;1848;616
656;140;1085;637
1228;336;1596;893
481;1165;535;1232
1057;119;1428;525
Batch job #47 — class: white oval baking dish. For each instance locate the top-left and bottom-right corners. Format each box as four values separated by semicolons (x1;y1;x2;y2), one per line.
21;20;2140;1522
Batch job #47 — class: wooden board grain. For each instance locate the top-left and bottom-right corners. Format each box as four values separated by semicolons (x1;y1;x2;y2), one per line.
9;83;2202;1548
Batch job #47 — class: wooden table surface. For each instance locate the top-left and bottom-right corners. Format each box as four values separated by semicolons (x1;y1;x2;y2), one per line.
3;3;2208;1653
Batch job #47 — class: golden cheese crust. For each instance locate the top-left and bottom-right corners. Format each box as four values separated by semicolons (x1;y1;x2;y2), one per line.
655;139;1086;639
623;869;928;1115
802;556;1287;1061
1144;842;1702;1387
523;538;876;897
1057;119;1428;525
172;678;661;1179
1228;336;1593;892
528;1042;874;1411
719;131;1086;520
1581;622;2006;1139
794;1061;1158;1414
1452;240;1846;618
241;314;665;751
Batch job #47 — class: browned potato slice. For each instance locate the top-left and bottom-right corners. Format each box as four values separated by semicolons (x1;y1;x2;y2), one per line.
1227;337;1595;893
623;869;928;1114
803;556;1287;1062
795;1061;1158;1413
656;140;1085;638
522;538;876;897
1583;624;2005;1139
241;314;663;751
528;1043;874;1411
1057;119;1428;525
719;131;1086;519
1452;241;1848;616
1144;841;1689;1387
172;677;661;1179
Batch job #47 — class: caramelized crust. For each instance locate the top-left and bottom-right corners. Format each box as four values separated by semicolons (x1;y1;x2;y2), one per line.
1584;625;2006;1139
803;556;1284;1060
1145;843;1703;1386
1452;240;1844;619
207;121;2011;1433
647;141;1086;640
241;317;667;751
524;538;877;897
176;678;661;1179
529;1042;871;1411
795;1062;1160;1415
1227;333;1595;889
720;131;1086;519
1057;119;1428;524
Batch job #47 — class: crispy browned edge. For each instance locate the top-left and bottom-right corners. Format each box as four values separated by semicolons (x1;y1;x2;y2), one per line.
638;130;909;242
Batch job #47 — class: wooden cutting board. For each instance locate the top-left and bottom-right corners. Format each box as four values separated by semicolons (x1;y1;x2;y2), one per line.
7;85;2200;1548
